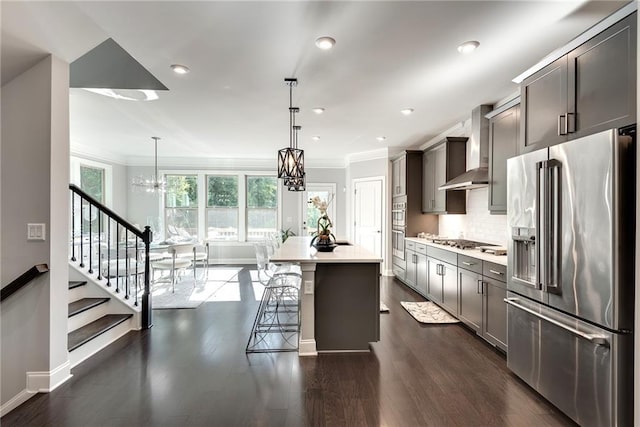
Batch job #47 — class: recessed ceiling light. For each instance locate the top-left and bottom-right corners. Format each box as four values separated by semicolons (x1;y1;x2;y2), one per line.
315;36;336;50
312;107;325;114
457;41;480;54
312;136;321;141
400;108;414;116
170;64;190;74
376;136;386;142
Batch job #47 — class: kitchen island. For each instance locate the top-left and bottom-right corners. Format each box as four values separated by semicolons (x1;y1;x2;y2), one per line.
270;236;382;356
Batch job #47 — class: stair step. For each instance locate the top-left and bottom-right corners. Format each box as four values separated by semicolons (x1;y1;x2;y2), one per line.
68;280;87;290
68;297;110;318
68;314;133;352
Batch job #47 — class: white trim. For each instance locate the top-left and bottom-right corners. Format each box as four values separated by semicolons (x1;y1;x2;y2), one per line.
419;119;469;151
345;148;389;165
70;142;129;165
298;338;318;356
70;156;113;207
485;96;521;119
512;2;637;83
383;269;394;277
0;389;36;417
26;361;73;393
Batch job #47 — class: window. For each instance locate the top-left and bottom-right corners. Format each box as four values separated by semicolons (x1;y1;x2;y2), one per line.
80;165;105;203
206;175;239;241
246;176;278;241
162;172;279;243
302;184;336;236
165;175;198;239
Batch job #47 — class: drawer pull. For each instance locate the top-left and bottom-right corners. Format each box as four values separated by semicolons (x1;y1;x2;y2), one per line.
504;298;609;347
462;261;475;266
489;269;504;276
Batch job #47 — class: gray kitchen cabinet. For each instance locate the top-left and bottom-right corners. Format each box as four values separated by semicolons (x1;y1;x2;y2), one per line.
422;137;467;214
391;156;407;196
488;102;519;214
440;262;458;317
458;267;483;333
427;257;443;304
404;241;428;297
405;248;417;289
416;252;428;297
520;13;636;154
520;56;568;153
482;276;507;352
567;13;636;139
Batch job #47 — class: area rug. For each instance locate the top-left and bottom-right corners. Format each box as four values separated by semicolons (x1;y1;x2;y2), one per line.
400;301;459;324
152;267;242;309
380;302;390;313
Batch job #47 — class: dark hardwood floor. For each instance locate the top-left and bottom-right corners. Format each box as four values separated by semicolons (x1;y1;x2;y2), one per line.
2;267;575;426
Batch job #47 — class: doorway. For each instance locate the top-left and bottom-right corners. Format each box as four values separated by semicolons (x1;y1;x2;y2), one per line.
353;177;384;258
302;183;336;236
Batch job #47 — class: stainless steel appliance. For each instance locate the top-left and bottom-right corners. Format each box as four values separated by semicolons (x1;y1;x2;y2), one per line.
506;128;634;427
392;199;407;266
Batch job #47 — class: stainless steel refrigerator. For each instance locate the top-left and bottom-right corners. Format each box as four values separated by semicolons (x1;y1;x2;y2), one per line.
506;128;635;427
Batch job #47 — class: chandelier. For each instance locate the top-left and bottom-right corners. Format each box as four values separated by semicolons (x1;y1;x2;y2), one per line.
132;136;166;193
278;78;305;190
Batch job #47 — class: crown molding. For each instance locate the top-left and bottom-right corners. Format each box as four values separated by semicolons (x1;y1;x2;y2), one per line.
419;119;470;151
345;148;389;165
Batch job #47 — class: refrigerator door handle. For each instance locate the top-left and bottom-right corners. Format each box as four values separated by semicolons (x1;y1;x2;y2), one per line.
547;159;562;295
536;161;545;291
504;298;609;347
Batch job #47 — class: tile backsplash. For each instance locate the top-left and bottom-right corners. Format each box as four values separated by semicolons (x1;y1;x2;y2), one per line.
438;187;508;245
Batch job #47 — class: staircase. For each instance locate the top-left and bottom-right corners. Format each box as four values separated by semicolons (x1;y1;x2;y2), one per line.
67;280;135;367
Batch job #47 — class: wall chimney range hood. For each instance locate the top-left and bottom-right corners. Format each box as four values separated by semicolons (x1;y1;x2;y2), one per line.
438;105;492;191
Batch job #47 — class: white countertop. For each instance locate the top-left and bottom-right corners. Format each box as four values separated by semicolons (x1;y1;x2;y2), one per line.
405;237;508;266
271;236;382;264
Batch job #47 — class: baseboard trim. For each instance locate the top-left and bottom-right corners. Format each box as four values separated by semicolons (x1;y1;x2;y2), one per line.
383;269;394;277
0;389;35;417
298;339;317;356
27;360;73;393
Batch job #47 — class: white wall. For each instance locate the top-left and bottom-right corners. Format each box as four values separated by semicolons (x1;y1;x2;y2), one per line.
1;55;71;410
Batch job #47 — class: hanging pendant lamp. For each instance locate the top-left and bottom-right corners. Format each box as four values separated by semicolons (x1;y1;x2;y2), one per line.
285;124;306;191
132;136;167;193
277;78;304;180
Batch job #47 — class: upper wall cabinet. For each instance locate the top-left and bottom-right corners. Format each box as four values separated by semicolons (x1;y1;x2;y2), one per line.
520;12;636;154
391;155;407;197
488;102;520;214
422;137;466;215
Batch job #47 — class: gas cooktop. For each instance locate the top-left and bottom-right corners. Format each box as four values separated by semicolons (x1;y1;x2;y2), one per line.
428;237;496;250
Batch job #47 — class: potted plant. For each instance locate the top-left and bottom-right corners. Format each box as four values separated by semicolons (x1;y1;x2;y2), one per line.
308;195;336;252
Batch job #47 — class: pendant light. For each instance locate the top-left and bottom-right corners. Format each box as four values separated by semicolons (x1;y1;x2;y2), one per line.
277;78;304;181
285;125;305;191
132;136;166;193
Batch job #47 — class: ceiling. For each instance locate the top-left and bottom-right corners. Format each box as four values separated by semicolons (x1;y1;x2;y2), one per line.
1;1;628;167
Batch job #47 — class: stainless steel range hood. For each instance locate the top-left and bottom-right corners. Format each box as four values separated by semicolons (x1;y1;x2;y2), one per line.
438;105;492;191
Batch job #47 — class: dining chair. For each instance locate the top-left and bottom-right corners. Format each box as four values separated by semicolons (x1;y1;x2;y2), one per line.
246;243;301;353
176;241;209;282
151;245;193;293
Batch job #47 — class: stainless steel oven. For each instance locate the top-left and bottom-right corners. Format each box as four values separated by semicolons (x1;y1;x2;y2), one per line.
392;228;405;260
391;201;406;229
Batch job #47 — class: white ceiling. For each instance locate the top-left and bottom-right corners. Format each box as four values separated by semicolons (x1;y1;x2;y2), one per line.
1;1;627;167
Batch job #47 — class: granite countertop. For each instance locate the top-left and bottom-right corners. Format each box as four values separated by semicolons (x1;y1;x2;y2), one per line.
405;237;508;266
271;236;382;264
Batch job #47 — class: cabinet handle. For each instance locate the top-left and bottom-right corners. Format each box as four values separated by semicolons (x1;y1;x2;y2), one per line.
558;114;567;136
489;269;504;276
477;279;484;294
462;261;475;266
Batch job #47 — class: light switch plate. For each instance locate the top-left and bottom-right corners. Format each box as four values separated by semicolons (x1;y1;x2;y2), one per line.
304;280;314;295
27;223;46;241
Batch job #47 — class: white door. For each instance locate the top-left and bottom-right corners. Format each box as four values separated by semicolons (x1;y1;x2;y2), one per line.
353;178;383;257
302;184;336;236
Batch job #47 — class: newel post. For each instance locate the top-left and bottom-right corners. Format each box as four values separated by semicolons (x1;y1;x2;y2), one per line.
142;225;153;329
